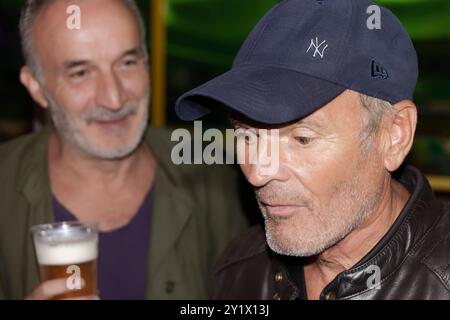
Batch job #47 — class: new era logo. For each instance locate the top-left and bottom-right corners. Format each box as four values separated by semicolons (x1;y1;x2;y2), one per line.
371;59;388;79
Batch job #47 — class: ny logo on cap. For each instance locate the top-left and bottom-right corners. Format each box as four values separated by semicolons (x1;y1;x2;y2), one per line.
306;37;328;59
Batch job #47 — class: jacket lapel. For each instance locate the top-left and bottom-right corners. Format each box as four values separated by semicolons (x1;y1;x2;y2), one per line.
17;127;54;293
147;167;194;276
144;128;195;296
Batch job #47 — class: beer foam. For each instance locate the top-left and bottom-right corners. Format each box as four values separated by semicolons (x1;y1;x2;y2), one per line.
35;238;98;266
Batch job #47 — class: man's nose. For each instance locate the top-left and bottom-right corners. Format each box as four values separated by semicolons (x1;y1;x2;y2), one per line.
95;71;126;110
243;161;288;188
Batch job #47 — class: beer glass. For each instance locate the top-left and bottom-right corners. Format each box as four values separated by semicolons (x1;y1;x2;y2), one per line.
31;221;98;299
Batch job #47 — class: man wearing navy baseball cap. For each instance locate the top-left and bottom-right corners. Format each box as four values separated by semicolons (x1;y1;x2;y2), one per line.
176;0;450;300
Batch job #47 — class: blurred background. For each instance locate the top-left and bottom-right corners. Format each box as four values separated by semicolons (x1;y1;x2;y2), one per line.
0;0;449;197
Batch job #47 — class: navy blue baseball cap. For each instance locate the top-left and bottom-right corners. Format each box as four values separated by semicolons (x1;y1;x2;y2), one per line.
175;0;418;124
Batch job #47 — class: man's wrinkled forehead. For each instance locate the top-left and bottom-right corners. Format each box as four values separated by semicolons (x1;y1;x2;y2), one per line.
33;0;141;65
36;0;137;36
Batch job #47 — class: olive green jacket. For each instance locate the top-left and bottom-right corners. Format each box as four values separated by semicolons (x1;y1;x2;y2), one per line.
0;126;248;299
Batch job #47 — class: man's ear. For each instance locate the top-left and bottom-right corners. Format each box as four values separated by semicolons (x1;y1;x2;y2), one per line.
383;100;417;172
20;66;49;108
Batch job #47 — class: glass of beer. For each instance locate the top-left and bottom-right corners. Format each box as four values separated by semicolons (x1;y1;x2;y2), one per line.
31;221;98;299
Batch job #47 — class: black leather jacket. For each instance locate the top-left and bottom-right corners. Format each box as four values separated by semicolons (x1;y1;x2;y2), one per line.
210;166;450;300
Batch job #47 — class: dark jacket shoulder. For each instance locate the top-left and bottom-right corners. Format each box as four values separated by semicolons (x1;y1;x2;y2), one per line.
213;225;267;273
209;225;282;300
415;200;450;288
0;128;48;174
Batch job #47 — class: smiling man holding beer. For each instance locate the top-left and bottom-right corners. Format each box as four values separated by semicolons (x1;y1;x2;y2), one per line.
0;0;249;300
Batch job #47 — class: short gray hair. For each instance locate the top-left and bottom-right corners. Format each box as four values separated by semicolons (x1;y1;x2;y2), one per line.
19;0;148;83
359;93;395;152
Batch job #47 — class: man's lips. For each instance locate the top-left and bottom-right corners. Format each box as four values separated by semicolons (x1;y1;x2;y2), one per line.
261;202;306;218
93;115;130;128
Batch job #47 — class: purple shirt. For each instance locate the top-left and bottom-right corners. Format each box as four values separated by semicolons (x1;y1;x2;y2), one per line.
53;189;153;300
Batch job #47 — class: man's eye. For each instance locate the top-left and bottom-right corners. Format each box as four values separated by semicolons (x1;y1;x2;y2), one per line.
69;70;88;79
295;136;313;145
123;59;137;67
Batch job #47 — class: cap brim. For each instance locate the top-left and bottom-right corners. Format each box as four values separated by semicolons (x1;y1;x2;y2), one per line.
175;65;346;125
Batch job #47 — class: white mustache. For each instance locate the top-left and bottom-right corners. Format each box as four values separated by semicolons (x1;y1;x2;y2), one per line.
84;103;138;124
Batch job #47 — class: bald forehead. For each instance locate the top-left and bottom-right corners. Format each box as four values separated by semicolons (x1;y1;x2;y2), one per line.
34;0;136;30
29;0;143;82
